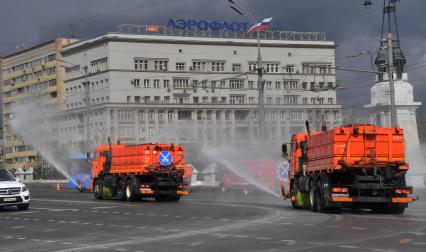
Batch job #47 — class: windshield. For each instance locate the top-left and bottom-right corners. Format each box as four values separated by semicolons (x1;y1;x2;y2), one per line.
0;169;16;182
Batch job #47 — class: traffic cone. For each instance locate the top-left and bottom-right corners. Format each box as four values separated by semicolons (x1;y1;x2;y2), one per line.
56;182;61;192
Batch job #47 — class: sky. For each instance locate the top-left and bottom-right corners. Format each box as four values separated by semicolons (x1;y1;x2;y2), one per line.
1;0;426;116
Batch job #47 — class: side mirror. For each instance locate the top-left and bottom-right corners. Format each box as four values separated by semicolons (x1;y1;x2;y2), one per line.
282;144;287;154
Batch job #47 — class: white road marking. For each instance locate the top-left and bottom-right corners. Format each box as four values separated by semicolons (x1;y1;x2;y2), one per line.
280;222;293;225
114;249;128;251
91;206;115;209
190;241;204;246
338;245;360;249
407;231;426;236
326;225;340;228
413;242;426;245
351;227;367;230
233;235;249;238
256;237;272;240
62;242;73;245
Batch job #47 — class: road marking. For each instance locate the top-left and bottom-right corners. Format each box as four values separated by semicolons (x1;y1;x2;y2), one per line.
351;227;367;230
233;235;249;238
338;245;359;249
62;242;73;245
326;225;340;228
407;231;426;236
303;223;315;226
190;241;204;246
280;222;293;225
413;242;426;245
114;249;128;251
256;237;272;240
91;206;115;209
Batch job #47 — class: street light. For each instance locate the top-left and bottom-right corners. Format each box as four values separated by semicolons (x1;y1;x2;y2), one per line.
227;0;266;148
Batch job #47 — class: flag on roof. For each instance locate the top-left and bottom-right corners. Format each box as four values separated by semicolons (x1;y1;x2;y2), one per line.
247;17;273;33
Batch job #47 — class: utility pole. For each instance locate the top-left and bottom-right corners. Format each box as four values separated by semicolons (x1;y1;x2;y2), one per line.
387;32;397;127
84;66;91;152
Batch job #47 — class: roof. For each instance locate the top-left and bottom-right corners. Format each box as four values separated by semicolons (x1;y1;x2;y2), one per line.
63;32;335;55
1;39;57;59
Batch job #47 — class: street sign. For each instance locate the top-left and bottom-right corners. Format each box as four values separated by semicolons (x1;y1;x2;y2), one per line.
158;150;173;166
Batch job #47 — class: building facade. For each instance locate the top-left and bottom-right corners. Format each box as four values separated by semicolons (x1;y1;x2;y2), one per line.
59;29;341;162
1;38;72;171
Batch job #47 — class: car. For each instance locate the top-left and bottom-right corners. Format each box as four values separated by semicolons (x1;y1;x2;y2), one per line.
0;168;30;210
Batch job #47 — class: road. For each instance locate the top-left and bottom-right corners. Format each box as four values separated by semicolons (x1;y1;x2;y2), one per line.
1;185;426;252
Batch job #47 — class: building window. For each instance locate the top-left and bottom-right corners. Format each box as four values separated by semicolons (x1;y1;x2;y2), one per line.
248;81;254;89
303;98;308;104
266;81;272;89
230;95;244;104
144;96;150;103
173;79;189;88
232;64;241;72
154;79;160;88
249;97;255;104
285;65;295;73
310;82;316;90
144;79;150;88
284;96;297;104
265;63;279;73
164;79;170;88
154;60;168;71
202;96;208;103
211;61;225;72
266;97;272;104
284;81;298;90
192;61;207;72
176;62;185;71
311;98;316;104
154;96;160;103
90;57;108;73
319;82;324;89
290;111;302;121
164;96;170;103
135;96;140;103
328;98;333;104
127;96;131;103
193;97;199;104
229;80;244;89
327;82;334;89
132;79;140;88
276;97;282;104
275;81;281;89
302;82;307;89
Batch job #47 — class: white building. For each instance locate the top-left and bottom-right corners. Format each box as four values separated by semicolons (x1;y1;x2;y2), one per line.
58;27;341;161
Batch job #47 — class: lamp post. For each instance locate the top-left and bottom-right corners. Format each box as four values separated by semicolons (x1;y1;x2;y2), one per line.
228;0;266;147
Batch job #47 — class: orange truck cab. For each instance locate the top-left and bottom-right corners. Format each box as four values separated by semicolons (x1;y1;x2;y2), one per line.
285;123;415;214
90;141;189;202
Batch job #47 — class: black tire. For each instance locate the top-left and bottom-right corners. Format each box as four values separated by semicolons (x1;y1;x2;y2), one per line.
94;179;103;200
116;179;125;201
125;179;136;202
309;180;317;212
17;203;29;211
316;180;325;213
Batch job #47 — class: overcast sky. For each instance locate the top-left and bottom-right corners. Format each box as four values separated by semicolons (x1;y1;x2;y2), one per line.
1;0;426;115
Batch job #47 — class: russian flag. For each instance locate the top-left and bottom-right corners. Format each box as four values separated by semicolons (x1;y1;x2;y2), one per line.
247;17;273;33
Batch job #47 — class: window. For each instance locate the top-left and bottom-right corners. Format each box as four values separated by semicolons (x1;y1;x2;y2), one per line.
90;57;108;73
176;62;185;71
248;63;257;72
135;96;141;103
232;64;241;72
265;63;279;73
285;65;295;73
138;111;145;120
266;81;272;89
144;96;150;103
303;98;308;104
327;82;334;89
174;79;189;88
248;81;254;89
211;61;225;72
310;82;316;90
132;79;140;88
193;97;199;104
154;79;160;88
302;82;307;89
220;81;226;89
221;97;227;103
164;80;170;88
127;96;131;103
154;96;160;103
154;60;168;71
275;81;281;89
284;81;298;90
328;98;333;104
266;97;272;104
284;96;297;104
230;95;245;104
249;97;255;104
276;97;282;104
192;61;206;71
117;110;134;120
164;96;170;103
144;79;150;88
229;80;244;89
319;82;324;89
290;111;302;121
202;96;208;103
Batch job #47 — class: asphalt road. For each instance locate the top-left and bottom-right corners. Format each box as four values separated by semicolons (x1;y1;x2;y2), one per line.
1;185;426;252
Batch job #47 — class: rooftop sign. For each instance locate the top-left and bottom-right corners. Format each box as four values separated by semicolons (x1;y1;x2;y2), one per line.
167;19;251;32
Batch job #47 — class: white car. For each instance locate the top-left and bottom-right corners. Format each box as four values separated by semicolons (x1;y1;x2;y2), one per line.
0;168;30;210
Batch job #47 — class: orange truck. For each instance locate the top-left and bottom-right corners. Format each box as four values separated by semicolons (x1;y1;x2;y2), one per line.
285;122;415;214
89;140;190;202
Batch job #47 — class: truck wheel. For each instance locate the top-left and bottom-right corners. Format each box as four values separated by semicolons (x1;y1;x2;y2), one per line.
116;179;125;201
316;180;325;213
125;179;136;202
309;180;317;212
94;179;103;199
